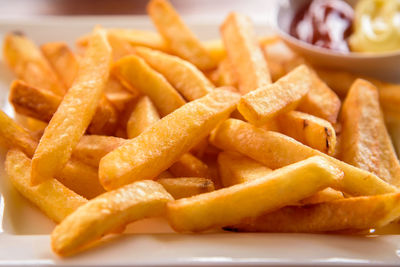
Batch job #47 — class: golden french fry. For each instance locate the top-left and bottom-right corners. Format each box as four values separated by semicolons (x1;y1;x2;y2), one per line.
147;0;216;70
127;96;160;139
237;65;311;125
298;187;344;205
104;75;137;113
51;180;173;256
220;12;271;94
297;70;341;124
209;58;238;88
5;149;88;223
31;28;111;185
157;177;215;199
210;119;397;196
340;79;400;186
107;28;169;51
113;55;185;116
87;96;118;135
218;151;272;187
40;42;79;89
99;89;240;190
169;153;210;178
202;39;226;63
135;46;214;101
167;156;343;232
278;111;337;155
230;193;400;233
3;32;65;95
73;135;126;168
106;32;136;61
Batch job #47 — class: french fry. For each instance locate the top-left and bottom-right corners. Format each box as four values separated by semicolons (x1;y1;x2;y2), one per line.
298;187;344;205
218;151;272;187
104;75;137;113
230;193;400;233
2;32;65;95
51;180;173;256
40;42;79;89
127;96;160;139
99;89;240;190
147;0;216;70
169;153;210;178
220;12;271;94
5;149;88;223
237;65;311;125
278;111;337;155
0;110;105;199
135;46;214;101
209;58;238;88
73;135;126;168
157;177;215;199
297;70;341;124
210;119;397;196
31;28;111;185
340;79;400;186
202;39;226;63
113;55;186;116
106;32;136;61
167;156;343;232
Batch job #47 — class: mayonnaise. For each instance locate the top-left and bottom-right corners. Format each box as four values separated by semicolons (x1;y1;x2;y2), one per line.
350;0;400;53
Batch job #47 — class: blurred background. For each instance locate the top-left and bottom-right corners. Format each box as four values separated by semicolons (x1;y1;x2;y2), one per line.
0;0;277;20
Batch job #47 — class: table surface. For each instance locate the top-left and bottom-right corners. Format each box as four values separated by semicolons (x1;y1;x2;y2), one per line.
0;0;278;19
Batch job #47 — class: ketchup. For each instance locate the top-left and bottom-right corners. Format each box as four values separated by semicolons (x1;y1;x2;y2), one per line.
290;0;354;52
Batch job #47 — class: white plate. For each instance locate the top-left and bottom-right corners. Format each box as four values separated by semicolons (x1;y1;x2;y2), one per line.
1;16;400;267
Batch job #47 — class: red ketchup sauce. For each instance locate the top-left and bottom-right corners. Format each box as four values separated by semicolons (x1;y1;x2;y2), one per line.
290;0;354;52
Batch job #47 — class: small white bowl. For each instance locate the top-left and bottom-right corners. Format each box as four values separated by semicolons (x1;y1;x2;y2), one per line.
275;0;400;83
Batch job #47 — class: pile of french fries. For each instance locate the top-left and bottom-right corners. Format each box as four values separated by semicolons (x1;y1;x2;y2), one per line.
2;0;400;257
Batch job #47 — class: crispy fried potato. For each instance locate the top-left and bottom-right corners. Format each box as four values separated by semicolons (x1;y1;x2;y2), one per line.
40;42;79;88
230;193;400;233
73;135;126;168
147;0;216;70
99;89;240;190
167;156;343;232
297;70;341;124
31;28;111;185
87;96;118;135
340;79;400;187
3;32;65;95
107;32;136;61
218;151;272;187
5;149;88;223
238;65;311;125
51;180;173;256
113;55;185;116
202;39;226;63
104;75;137;113
134;47;214;101
221;12;271;94
278;111;337;155
298;187;344;205
169;153;210;178
157;177;215;199
210;119;397;196
107;28;169;51
127;96;160;139
209;58;238;88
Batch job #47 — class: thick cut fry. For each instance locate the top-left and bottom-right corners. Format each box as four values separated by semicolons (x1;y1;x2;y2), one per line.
340;79;400;186
5;149;88;223
299;188;344;205
31;28;111;185
86;96;118;135
167;156;343;232
107;28;169;51
297;71;341;124
113;55;185;116
135;47;214;101
99;89;240;190
169;153;210;178
237;65;311;125
107;32;136;61
210;119;397;196
278;111;337;155
127;96;160;139
157;177;215;199
0;111;104;198
3;32;65;95
147;0;216;70
40;42;79;88
73;135;126;168
230;193;400;233
209;59;238;88
218;151;272;187
221;12;271;94
202;39;226;63
0;110;37;157
51;180;173;256
104;75;137;113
